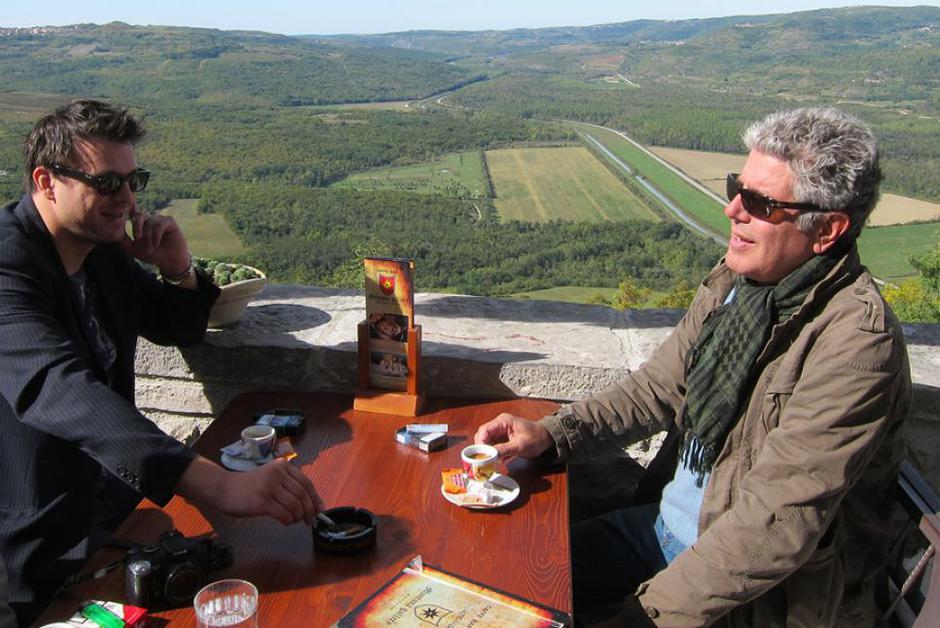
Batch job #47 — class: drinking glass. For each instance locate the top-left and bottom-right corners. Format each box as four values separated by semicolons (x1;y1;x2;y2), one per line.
194;579;259;627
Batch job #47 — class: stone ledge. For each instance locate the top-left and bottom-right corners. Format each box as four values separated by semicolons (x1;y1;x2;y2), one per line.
136;284;940;485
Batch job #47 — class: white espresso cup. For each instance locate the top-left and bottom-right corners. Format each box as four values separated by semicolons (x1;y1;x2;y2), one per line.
240;425;276;460
461;444;498;481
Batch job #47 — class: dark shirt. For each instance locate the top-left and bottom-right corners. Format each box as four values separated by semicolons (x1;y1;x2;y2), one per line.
68;268;118;385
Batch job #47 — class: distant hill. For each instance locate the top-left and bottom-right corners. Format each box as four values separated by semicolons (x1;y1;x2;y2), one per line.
0;22;479;106
309;6;939;62
308;6;940;125
306;15;764;57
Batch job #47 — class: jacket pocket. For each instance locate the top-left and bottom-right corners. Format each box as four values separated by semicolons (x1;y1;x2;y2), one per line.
761;362;799;434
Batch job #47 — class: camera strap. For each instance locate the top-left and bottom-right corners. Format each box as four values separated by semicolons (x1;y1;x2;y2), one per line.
59;536;147;589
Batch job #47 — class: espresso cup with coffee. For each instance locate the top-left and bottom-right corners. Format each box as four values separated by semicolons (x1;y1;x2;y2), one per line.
241;425;276;460
461;444;498;481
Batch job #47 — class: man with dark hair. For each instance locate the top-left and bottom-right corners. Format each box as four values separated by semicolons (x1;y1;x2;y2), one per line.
476;107;911;626
0;100;323;625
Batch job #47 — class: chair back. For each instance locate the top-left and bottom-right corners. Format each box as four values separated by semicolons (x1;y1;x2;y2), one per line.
880;460;940;627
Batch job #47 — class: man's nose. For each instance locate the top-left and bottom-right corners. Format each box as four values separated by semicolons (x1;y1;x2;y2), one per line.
113;180;135;202
724;193;748;223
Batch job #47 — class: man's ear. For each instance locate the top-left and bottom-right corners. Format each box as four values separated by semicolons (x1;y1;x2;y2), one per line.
813;211;851;254
32;167;56;201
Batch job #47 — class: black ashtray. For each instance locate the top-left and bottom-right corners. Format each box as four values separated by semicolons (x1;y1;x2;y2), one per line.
313;507;377;554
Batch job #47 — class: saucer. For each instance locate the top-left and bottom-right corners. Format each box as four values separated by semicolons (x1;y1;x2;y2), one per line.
220;452;274;472
441;473;520;509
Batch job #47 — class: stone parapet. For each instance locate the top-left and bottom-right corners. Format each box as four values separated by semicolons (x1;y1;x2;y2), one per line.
136;284;940;477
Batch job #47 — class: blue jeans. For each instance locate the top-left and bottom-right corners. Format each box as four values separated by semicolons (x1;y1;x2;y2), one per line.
572;503;686;619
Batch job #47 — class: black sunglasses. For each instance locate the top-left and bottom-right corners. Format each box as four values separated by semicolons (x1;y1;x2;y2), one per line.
726;173;824;220
49;164;150;195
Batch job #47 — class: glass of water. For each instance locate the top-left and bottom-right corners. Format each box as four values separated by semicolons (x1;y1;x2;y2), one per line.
194;579;259;627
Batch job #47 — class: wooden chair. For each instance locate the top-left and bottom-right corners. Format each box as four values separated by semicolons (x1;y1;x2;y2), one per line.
879;460;940;627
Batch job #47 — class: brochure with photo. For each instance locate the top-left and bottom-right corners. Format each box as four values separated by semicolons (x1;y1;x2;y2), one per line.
364;257;415;391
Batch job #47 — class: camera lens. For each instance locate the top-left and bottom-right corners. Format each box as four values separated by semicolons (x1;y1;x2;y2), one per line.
164;562;205;607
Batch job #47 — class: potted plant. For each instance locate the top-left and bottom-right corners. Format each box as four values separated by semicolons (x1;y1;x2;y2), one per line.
193;257;267;327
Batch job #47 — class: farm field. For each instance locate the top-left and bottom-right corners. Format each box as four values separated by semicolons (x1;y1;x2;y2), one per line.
649;146;940;227
486;146;660;222
0;91;71;113
573;124;729;236
857;222;940;283
161;198;244;259
648;147;743;199
334;150;487;197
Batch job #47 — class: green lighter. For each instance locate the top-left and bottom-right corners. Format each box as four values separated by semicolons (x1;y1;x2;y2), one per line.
80;600;126;628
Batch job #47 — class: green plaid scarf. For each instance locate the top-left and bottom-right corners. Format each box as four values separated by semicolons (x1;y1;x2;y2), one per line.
681;253;839;483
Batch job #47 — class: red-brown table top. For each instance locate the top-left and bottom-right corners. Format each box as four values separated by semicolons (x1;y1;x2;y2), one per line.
37;391;570;626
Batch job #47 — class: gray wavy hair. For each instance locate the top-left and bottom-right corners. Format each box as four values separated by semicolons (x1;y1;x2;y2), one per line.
743;107;882;243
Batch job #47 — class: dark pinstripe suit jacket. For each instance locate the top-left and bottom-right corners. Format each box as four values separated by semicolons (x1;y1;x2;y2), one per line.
0;196;220;610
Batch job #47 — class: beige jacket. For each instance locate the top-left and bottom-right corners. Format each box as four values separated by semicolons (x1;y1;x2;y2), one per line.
543;249;912;627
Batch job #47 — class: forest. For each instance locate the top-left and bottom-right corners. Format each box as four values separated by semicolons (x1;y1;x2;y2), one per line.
199;182;723;294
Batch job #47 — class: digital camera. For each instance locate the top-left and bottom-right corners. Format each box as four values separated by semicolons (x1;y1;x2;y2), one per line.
124;529;234;609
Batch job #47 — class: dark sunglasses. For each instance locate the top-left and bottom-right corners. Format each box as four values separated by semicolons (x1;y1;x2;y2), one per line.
49;164;150;195
726;173;824;220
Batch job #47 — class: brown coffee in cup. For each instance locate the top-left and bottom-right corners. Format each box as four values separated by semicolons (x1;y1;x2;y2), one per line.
461;444;498;481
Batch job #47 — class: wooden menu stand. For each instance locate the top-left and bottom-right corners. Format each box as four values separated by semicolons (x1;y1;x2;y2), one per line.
354;323;425;416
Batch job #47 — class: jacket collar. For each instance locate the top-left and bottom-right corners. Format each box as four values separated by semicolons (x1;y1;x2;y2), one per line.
13;194;59;258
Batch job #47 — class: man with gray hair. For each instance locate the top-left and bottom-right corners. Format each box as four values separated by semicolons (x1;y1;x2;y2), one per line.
476;107;911;626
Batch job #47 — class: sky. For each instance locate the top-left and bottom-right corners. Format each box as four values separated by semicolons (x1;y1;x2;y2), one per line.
3;1;937;35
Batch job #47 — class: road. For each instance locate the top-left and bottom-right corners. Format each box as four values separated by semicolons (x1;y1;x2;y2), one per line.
579;128;727;246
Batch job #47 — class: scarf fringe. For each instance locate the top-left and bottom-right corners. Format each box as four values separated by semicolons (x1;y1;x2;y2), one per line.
679;434;711;488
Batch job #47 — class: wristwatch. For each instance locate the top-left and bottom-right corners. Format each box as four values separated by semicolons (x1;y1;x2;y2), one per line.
160;256;194;285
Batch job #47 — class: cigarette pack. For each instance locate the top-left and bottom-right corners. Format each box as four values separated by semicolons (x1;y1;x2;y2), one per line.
254;409;305;437
395;427;446;452
405;423;448;434
67;599;148;626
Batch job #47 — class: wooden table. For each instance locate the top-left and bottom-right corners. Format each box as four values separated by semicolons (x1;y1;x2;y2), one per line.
37;391;570;626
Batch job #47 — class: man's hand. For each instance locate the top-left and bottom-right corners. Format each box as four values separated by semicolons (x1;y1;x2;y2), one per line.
121;211;193;287
176;456;324;526
473;413;554;462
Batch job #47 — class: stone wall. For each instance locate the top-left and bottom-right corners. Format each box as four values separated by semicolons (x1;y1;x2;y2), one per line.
136;284;940;483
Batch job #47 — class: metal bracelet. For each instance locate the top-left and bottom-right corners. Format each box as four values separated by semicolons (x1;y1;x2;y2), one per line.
160;255;194;285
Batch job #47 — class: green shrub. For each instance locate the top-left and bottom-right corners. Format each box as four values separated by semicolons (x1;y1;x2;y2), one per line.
192;257;262;286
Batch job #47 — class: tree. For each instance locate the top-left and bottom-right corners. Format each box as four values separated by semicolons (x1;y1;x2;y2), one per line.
612;277;650;311
883;240;940;323
654;280;697;309
329;242;392;289
911;241;940;295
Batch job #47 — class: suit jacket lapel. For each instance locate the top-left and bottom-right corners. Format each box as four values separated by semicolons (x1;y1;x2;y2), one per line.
13;196;115;382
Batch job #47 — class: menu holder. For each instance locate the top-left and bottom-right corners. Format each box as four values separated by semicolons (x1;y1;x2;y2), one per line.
354;257;424;416
334;556;570;627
